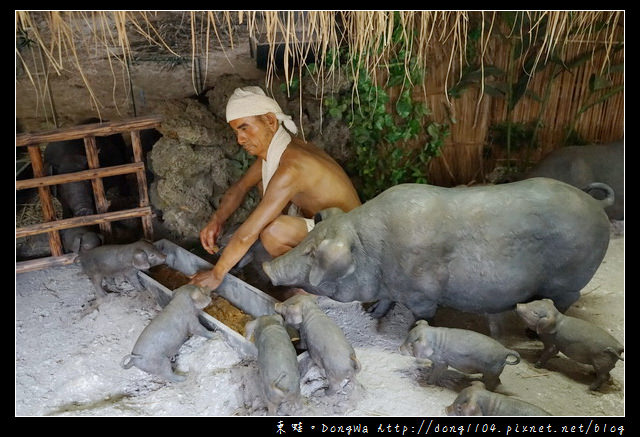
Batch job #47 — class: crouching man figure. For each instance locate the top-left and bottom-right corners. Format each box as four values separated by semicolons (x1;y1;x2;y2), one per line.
190;86;361;291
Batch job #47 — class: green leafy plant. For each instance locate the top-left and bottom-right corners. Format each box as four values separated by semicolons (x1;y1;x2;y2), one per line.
317;19;449;200
324;65;449;199
563;56;623;145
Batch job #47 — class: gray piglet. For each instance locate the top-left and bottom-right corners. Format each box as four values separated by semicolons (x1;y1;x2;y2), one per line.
446;381;551;416
121;284;213;382
516;298;624;391
77;239;166;298
274;294;361;395
245;314;301;415
400;320;520;390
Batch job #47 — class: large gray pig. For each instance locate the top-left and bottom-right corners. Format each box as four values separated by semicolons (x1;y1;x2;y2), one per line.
524;140;623;220
263;178;612;321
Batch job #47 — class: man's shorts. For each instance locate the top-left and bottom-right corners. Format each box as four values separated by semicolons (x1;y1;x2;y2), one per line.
288;203;315;233
303;217;315;233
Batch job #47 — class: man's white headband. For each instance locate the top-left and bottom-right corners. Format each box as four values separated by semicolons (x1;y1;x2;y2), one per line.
225;86;298;134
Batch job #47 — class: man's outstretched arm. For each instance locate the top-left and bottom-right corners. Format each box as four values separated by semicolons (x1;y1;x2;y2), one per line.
190;165;298;291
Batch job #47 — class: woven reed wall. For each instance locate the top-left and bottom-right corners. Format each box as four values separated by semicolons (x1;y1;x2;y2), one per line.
420;33;624;186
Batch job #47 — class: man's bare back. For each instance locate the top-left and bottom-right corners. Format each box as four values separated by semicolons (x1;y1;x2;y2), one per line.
278;137;361;218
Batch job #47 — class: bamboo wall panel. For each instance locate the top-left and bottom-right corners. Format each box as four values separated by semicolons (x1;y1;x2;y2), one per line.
414;32;623;186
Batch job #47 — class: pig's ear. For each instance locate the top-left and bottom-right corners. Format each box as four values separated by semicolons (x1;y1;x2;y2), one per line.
308;238;355;286
462;402;483;416
535;314;556;335
314;207;345;224
244;320;257;342
132;249;151;270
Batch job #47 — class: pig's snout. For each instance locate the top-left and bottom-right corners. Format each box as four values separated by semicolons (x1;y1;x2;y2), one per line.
445;404;456;416
157;252;168;264
273;301;283;314
515;303;528;318
262;261;281;286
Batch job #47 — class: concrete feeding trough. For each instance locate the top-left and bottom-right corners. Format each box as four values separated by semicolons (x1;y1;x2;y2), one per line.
138;239;279;358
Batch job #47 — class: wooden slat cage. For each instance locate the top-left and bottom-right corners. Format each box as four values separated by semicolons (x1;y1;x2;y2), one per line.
15;115;161;273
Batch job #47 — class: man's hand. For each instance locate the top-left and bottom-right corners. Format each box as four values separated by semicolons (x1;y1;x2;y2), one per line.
189;268;223;292
200;218;223;254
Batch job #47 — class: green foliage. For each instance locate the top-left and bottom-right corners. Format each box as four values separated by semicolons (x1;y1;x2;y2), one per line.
489;122;538;151
318;22;449;200
563;57;623;145
323;63;449;200
280;76;300;95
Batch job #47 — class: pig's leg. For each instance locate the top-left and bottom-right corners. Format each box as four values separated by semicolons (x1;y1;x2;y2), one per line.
589;354;616;391
482;372;501;391
325;377;344;396
124;269;145;291
427;362;447;385
90;274;108;298
535;343;559;368
155;358;186;383
366;299;396;319
189;319;215;339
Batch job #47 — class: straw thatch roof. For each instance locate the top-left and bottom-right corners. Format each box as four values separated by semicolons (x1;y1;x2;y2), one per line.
16;11;623;101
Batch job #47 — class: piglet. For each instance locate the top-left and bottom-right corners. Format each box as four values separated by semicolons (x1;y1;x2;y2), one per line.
446;381;551;416
77;239;166;298
274;294;361;395
516;298;624;391
121;284;213;382
245;314;301;415
400;320;520;391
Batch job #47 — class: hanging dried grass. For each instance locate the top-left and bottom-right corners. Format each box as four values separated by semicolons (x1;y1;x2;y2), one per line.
16;11;623;116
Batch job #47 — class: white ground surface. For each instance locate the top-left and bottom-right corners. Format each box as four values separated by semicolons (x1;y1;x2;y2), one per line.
15;231;624;417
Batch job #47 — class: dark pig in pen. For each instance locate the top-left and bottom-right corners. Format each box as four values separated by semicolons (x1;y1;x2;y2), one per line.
43;118;131;218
